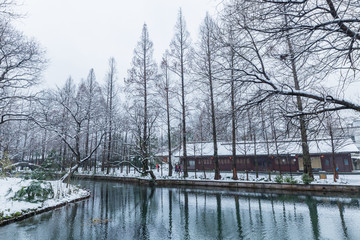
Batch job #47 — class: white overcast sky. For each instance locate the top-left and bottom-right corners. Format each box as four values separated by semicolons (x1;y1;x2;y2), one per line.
16;0;220;89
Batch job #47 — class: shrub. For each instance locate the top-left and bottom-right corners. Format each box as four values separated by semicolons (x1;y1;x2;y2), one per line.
302;173;314;185
274;175;283;183
284;176;298;184
12;180;54;203
13;212;22;217
0;152;12;178
28;152;59;180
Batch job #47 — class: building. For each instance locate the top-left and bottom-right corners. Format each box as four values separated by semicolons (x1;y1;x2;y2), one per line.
172;138;359;173
347;119;360;170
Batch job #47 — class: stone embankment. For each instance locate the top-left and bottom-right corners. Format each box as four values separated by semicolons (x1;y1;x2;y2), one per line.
73;174;360;194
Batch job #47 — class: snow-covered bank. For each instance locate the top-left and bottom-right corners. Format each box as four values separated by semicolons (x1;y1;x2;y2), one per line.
0;178;89;224
75;167;360;186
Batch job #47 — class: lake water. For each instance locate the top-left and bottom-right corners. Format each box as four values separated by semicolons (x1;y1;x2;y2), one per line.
0;180;359;240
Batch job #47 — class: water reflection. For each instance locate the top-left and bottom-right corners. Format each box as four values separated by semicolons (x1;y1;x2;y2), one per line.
0;180;359;240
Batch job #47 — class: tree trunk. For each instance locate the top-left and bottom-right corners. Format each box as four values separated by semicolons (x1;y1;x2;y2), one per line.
248;111;258;178
286;27;312;178
181;49;188;178
41;129;47;164
101;131;107;172
230;45;238;180
165;70;173;176
75;123;81;166
208;52;220;180
143;43;149;173
106;118;112;174
260;104;271;180
254;132;258;179
84;119;90;171
329;125;337;182
94;131;98;174
90;133;93;171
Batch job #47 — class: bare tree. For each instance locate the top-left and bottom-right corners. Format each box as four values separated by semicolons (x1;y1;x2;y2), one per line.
159;51;174;176
194;13;222;179
220;1;319;175
0;1;45;161
104;57;118;174
0;0;18;19
0;14;45;126
169;9;193;178
220;0;360;114
315;111;348;182
35;79;105;182
79;68;102;171
126;24;158;173
84;69;95;170
217;11;243;180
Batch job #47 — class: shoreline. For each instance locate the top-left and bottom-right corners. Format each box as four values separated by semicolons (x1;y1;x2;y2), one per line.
2;173;358;227
0;192;90;227
72;173;360;194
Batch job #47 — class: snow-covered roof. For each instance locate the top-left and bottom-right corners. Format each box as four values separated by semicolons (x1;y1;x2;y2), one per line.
172;138;359;157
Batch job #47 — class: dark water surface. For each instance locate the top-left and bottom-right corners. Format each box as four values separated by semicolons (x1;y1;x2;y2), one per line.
1;180;360;240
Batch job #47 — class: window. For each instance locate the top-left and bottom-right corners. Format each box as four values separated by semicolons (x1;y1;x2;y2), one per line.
344;159;349;166
325;160;330;166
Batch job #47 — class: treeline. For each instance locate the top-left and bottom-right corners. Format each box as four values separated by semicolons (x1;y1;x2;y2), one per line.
1;0;359;179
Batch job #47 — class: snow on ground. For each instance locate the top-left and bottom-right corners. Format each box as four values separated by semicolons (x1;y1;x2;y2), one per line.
0;178;89;220
77;167;360;185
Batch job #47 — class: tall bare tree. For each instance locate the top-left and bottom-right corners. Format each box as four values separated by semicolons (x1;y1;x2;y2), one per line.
194;13;222;180
105;57;118;174
126;24;158;172
160;51;174;176
80;68;101;171
169;9;193;178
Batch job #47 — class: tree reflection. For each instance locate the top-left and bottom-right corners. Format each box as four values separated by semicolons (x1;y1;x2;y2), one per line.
216;194;222;240
168;189;173;239
235;195;244;239
305;197;319;240
337;202;348;239
184;190;190;240
137;187;155;240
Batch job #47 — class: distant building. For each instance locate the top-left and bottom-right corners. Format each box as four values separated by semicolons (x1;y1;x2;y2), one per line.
172;138;359;173
347;120;360;170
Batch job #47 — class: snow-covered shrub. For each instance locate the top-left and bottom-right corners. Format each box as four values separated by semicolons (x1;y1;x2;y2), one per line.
301;173;314;185
284;175;298;184
274;175;283;183
12;180;54;203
